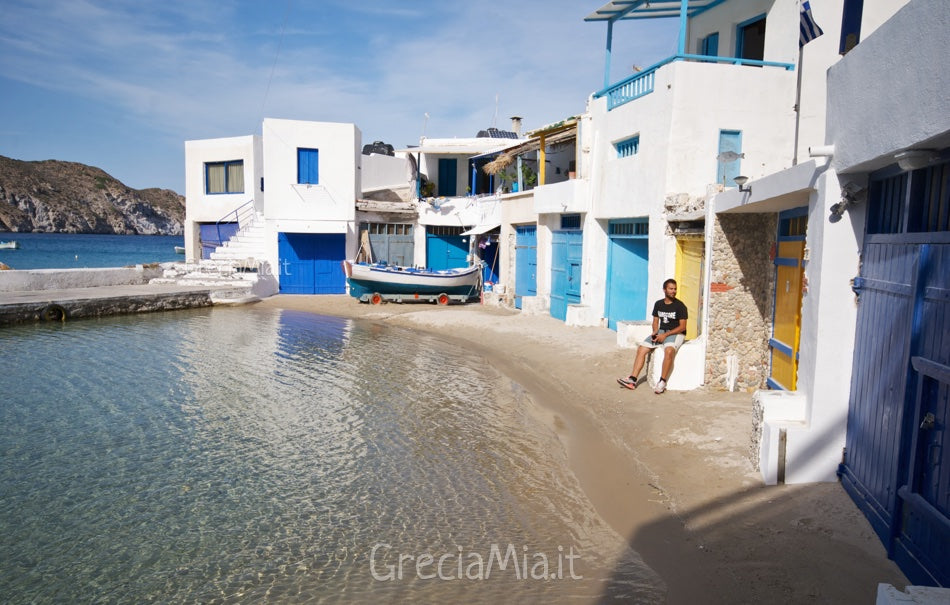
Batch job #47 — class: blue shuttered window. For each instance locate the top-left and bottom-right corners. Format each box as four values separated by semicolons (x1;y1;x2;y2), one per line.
717;130;742;188
297;148;319;184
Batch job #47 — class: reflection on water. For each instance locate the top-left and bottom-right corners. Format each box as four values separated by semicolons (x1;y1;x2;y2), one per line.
0;307;663;603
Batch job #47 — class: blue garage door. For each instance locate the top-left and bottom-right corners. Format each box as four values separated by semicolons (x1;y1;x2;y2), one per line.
551;217;583;321
278;232;346;294
426;226;468;270
515;226;537;310
605;219;649;330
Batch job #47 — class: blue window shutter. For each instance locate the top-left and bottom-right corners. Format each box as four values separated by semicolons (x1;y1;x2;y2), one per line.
717;130;742;187
702;33;719;57
298;148;319;184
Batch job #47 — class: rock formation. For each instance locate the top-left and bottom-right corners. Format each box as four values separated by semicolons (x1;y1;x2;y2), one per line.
0;155;184;235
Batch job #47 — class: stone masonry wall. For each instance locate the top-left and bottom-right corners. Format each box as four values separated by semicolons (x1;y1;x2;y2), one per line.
705;213;777;391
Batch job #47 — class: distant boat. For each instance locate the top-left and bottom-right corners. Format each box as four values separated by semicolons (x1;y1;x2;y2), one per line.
343;260;481;304
174;246;186;254
0;240;19;250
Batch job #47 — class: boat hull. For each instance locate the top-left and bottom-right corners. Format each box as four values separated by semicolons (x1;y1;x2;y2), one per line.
0;241;19;250
343;261;480;300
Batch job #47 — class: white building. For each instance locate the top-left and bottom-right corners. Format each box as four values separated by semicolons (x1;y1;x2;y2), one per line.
183;118;361;295
712;0;948;587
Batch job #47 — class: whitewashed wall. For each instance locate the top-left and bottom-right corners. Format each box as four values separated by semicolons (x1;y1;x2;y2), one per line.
259;118;361;275
183;135;262;261
827;0;947;174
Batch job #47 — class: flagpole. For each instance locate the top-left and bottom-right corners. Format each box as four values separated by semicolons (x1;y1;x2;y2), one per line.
792;44;804;166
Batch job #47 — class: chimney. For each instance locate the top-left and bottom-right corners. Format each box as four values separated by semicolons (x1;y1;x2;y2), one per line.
509;116;523;137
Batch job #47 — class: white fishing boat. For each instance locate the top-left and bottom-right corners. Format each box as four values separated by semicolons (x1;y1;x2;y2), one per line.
174;246;186;254
343;260;481;304
0;240;19;250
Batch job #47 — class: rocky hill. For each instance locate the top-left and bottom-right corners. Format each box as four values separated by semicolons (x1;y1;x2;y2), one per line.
0;155;184;235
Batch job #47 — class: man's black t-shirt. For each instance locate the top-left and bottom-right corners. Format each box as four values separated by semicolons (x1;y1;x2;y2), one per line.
652;298;688;337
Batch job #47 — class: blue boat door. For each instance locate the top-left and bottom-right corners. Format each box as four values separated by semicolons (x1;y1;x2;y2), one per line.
838;161;950;587
277;232;346;294
550;217;583;321
514;225;537;309
426;226;468;270
604;219;649;330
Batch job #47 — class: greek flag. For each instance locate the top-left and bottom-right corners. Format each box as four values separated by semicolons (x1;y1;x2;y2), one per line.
800;1;824;47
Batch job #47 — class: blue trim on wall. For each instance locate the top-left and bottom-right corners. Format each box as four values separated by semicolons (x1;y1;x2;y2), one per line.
779;206;809;219
769;338;794;357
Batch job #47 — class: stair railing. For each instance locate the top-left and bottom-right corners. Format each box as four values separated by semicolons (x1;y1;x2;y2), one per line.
213;199;256;249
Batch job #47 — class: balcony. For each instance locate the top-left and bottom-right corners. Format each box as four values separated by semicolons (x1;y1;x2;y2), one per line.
595;54;794;111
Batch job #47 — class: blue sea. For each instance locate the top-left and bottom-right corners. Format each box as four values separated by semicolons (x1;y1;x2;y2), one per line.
0;232;183;270
0;307;662;603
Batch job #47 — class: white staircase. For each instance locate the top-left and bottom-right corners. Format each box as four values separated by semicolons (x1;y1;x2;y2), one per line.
209;212;267;263
150;212;276;302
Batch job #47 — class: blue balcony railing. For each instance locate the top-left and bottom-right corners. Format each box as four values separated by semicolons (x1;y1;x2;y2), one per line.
594;54;795;111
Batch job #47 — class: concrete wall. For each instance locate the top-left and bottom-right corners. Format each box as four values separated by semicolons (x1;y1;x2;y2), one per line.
0;266;163;292
362;153;411;194
827;0;949;174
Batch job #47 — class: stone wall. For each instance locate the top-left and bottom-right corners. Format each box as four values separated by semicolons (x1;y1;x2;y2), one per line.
705;213;777;390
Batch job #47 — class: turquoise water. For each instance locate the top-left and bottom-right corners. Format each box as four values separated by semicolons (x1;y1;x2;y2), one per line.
0;307;662;603
0;232;183;270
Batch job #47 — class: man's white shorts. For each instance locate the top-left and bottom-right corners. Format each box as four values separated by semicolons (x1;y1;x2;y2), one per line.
640;332;684;350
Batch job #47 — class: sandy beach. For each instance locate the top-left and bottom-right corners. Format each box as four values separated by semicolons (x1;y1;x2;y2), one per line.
257;294;907;603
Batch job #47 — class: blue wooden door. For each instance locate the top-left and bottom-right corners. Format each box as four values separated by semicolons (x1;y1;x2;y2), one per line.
839;161;950;586
277;232;346;294
426;233;468;270
515;226;537;310
605;230;648;330
437;158;457;197
550;230;582;321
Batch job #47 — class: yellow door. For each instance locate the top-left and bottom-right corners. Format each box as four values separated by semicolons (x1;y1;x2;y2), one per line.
675;237;704;340
769;210;807;390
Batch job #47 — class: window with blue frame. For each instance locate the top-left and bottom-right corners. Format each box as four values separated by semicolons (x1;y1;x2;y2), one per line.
615;135;640;158
560;214;582;230
298;148;319;184
205;160;244;194
736;14;766;61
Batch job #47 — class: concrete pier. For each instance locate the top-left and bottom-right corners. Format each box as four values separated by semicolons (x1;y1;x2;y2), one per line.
0;283;215;326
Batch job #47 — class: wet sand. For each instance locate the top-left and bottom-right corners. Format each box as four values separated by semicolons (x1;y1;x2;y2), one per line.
256;295;907;603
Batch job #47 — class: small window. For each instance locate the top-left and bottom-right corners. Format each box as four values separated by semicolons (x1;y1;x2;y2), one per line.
609;219;649;236
560;214;581;230
615;136;640;158
205;160;244;194
298;148;319;184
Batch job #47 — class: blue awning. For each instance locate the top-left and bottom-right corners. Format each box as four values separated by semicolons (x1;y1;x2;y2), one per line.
584;0;726;22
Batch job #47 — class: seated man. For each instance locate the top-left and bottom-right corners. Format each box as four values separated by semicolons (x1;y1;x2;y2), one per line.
617;278;688;394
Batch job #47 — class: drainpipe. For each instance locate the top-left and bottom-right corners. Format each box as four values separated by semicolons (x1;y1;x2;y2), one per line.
808;145;835;158
604;20;614;89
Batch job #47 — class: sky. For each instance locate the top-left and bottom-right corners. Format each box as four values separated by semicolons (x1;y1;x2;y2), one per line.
0;1;680;194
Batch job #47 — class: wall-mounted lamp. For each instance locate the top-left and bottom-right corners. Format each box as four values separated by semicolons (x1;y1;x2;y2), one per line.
894;149;938;171
734;175;751;193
